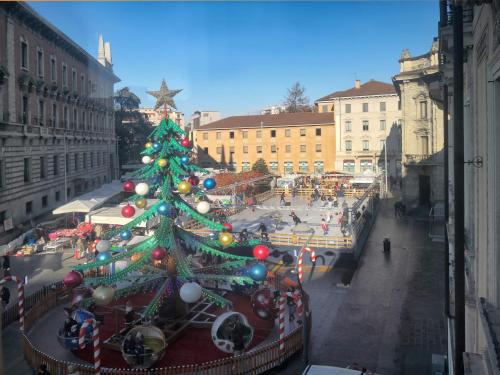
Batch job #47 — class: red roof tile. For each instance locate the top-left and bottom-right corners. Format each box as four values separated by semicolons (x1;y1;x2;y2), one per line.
316;80;397;101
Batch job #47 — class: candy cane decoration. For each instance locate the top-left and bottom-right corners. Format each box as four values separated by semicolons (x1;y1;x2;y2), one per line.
278;294;286;354
297;247;316;283
0;276;24;331
79;318;100;375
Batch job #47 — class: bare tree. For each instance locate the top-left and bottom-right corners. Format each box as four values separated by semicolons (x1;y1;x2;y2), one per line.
283;82;312;113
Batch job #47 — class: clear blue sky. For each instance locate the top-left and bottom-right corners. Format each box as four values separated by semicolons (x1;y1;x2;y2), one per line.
29;1;439;118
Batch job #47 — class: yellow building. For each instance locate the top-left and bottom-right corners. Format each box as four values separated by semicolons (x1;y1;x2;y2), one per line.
193;112;335;175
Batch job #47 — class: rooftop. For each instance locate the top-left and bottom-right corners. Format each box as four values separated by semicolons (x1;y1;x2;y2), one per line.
316;80;396;102
193;112;334;130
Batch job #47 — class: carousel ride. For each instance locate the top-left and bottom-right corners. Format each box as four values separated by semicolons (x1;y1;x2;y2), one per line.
54;86;292;371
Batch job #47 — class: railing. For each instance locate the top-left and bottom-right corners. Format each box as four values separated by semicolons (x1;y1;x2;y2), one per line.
405;154;443;166
274;187;367;198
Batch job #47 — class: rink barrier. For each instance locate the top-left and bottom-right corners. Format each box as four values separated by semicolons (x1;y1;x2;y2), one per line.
274;187;370;198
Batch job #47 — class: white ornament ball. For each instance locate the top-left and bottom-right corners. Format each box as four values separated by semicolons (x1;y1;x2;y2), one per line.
135;182;150;196
96;240;112;253
142;156;152;164
180;282;202;303
92;286;115;306
114;260;128;272
196;201;211;214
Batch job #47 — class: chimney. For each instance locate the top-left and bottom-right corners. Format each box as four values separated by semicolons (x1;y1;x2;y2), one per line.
355;80;361;89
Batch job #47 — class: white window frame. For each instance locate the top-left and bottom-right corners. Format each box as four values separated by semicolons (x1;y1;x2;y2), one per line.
20;36;29;71
36;47;44;78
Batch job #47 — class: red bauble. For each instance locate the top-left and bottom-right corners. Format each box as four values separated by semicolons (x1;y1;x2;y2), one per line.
123;181;135;192
152;247;167;260
251;288;276;320
222;223;233;232
188;176;200;186
64;270;83;288
253;244;270;260
180;138;191;147
121;204;136;218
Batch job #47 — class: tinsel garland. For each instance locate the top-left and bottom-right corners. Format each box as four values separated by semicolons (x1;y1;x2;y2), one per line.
154;217;175;248
191;273;255;285
169;137;188;153
173;196;224;231
201;287;231;307
192;260;248;272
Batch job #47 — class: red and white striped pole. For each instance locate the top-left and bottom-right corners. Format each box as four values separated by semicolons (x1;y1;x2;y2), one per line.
79;318;100;375
278;294;286;354
1;276;24;331
297;247;316;283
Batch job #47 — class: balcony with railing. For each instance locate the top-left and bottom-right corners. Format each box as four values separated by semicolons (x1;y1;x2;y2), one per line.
404;153;443;166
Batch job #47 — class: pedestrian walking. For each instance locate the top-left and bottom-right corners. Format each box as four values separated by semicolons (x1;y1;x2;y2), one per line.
321;219;329;235
258;223;269;242
290;211;301;225
280;192;286;206
394;201;400;218
2;254;10;275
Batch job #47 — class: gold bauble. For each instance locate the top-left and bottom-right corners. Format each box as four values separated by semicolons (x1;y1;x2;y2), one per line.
219;232;234;247
177;181;191;194
131;253;141;262
135;198;147;209
157;159;168;168
145;142;153;148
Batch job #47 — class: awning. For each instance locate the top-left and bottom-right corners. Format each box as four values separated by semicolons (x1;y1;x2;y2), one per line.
53;181;123;214
85;200;159;227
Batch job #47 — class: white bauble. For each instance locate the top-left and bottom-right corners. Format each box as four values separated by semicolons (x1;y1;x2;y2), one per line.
92;286;115;306
180;282;202;303
196;201;211;214
114;260;128;272
135;182;150;196
96;240;112;253
142;156;152;164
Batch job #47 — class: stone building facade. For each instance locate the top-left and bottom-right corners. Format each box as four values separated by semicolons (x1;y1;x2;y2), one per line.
0;2;120;233
393;39;445;207
440;1;500;374
193;112;335;174
315;80;402;177
134;107;184;128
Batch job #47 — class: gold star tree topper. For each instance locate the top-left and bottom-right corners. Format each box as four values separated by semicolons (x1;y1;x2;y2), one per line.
147;79;182;116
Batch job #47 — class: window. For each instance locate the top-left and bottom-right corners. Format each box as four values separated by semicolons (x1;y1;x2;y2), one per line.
216;132;221;140
24;158;31;182
83;153;87;169
52;104;57;127
216;147;223;154
203;132;208;140
243;145;248;153
314;161;324;174
421;136;429;155
21;39;28;70
55;191;60;202
62;64;67;87
50;56;56;82
81;74;85;94
285;129;291;137
41;195;48;208
285;145;291;153
242;162;250;172
63;107;68;128
38;100;44;126
362;103;369;112
299;161;309;173
73;108;77;127
270;130;276;137
257;146;262;153
25;201;33;215
0;159;5;189
362;140;369;151
242;131;248;139
343;160;355;173
37;49;43;77
284;162;293;174
420;101;428;119
360;159;373;172
380;102;386;112
65;153;69;173
300;145;306;153
72;70;77;91
315;128;322;136
22;96;29;124
380;120;386;131
82;111;86;129
269;161;278;172
315;144;321;152
53;155;58;176
256;130;262;138
229;131;234;139
345;120;352;132
398;100;401;110
90;152;94;168
203;147;208;154
321;104;329;113
362;120;369;131
345;140;352;151
271;145;277;153
345;104;351;113
300;128;306;136
40;156;46;179
74;153;78;171
67;187;71;198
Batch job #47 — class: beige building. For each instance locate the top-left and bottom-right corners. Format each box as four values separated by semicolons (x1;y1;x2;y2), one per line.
190;111;221;128
316;80;401;177
393;39;444;207
0;2;120;232
135;107;184;128
193;112;335;174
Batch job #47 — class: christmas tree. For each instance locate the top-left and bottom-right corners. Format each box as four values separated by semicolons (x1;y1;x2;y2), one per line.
64;79;270;318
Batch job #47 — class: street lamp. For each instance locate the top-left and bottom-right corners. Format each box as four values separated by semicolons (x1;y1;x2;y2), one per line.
291;222;315;366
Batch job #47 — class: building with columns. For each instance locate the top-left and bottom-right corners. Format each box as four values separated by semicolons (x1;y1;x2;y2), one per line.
0;2;120;233
393;39;444;207
315;80;402;177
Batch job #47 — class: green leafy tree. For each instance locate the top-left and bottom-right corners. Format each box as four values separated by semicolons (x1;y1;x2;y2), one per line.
114;87;141;112
252;158;269;174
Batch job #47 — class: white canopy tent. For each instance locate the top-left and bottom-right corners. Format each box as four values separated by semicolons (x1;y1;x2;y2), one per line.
53;181;123;215
85;200;160;228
